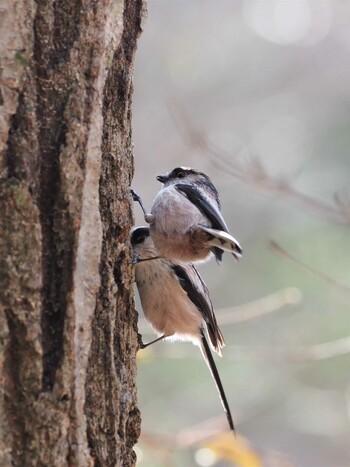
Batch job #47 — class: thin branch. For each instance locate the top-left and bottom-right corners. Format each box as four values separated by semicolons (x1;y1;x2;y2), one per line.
137;433;176;467
226;336;350;362
176;415;233;448
170;105;350;226
217;287;302;325
140;415;242;453
155;335;350;363
140;416;231;450
137;287;302;335
269;241;350;296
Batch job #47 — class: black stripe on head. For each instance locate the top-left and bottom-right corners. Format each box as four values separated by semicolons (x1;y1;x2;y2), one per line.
169;167;220;206
130;227;150;246
168;167;199;179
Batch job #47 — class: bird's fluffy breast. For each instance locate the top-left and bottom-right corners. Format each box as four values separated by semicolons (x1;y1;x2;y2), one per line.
151;185;207;234
135;259;203;339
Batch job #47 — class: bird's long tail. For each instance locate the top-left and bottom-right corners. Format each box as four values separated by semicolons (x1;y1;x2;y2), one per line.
199;329;236;433
199;225;242;261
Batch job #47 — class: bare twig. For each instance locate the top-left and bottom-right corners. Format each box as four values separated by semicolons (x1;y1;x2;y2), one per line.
155;335;350;363
137;433;176;466
170;105;350;226
269;241;350;296
176;415;232;448
251;338;348;362
140;415;240;450
225;336;350;362
137;287;302;335
217;287;302;325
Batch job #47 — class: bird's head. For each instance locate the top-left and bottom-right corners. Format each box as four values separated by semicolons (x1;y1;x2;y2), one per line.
130;227;159;264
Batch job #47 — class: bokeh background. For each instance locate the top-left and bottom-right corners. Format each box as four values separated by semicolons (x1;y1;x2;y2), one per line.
132;1;350;466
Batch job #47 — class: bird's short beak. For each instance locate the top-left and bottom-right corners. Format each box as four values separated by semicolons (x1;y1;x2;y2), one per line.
132;252;140;265
156;174;168;183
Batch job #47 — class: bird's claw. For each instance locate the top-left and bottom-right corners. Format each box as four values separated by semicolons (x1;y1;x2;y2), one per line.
130;189;140;202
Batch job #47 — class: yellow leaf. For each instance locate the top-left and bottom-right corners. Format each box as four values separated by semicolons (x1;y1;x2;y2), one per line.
136;346;155;362
203;432;262;467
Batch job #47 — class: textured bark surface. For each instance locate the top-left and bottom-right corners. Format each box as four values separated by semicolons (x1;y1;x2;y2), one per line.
0;0;145;465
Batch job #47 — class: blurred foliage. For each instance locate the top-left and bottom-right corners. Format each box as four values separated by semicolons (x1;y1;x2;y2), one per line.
132;1;350;465
203;433;262;466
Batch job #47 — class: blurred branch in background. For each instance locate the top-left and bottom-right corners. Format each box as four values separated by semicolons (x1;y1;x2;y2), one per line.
218;287;302;326
227;336;350;362
170;104;350;226
155;335;350;363
139;417;294;467
269;241;350;296
137;287;302;335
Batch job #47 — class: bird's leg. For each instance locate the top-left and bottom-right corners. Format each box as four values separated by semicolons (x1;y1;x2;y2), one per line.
133;254;162;265
130;189;154;224
138;333;168;350
136;256;161;263
130;189;147;214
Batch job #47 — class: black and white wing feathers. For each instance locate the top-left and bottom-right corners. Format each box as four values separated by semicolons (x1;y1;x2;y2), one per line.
175;184;242;262
170;262;225;355
175;183;229;232
170;261;235;432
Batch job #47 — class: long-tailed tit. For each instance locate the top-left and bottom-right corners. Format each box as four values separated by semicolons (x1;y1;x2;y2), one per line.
131;226;235;433
131;167;242;264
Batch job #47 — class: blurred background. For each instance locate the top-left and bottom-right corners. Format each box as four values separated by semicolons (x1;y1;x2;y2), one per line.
132;1;350;466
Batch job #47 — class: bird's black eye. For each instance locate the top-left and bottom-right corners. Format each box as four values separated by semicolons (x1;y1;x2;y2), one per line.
177;171;185;178
136;235;145;244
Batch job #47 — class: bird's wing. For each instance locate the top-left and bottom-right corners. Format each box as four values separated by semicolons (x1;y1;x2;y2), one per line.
170;262;225;355
198;225;242;261
175;183;229;233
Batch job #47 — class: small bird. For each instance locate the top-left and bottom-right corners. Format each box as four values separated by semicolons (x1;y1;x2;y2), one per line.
131;226;236;433
131;167;242;264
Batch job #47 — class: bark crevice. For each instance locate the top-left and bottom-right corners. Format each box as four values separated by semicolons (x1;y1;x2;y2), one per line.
33;0;82;392
3;308;27;466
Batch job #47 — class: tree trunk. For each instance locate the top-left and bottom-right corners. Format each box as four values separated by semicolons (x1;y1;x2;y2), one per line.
0;0;145;465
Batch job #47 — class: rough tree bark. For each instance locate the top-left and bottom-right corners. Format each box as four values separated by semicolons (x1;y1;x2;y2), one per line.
0;0;145;465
